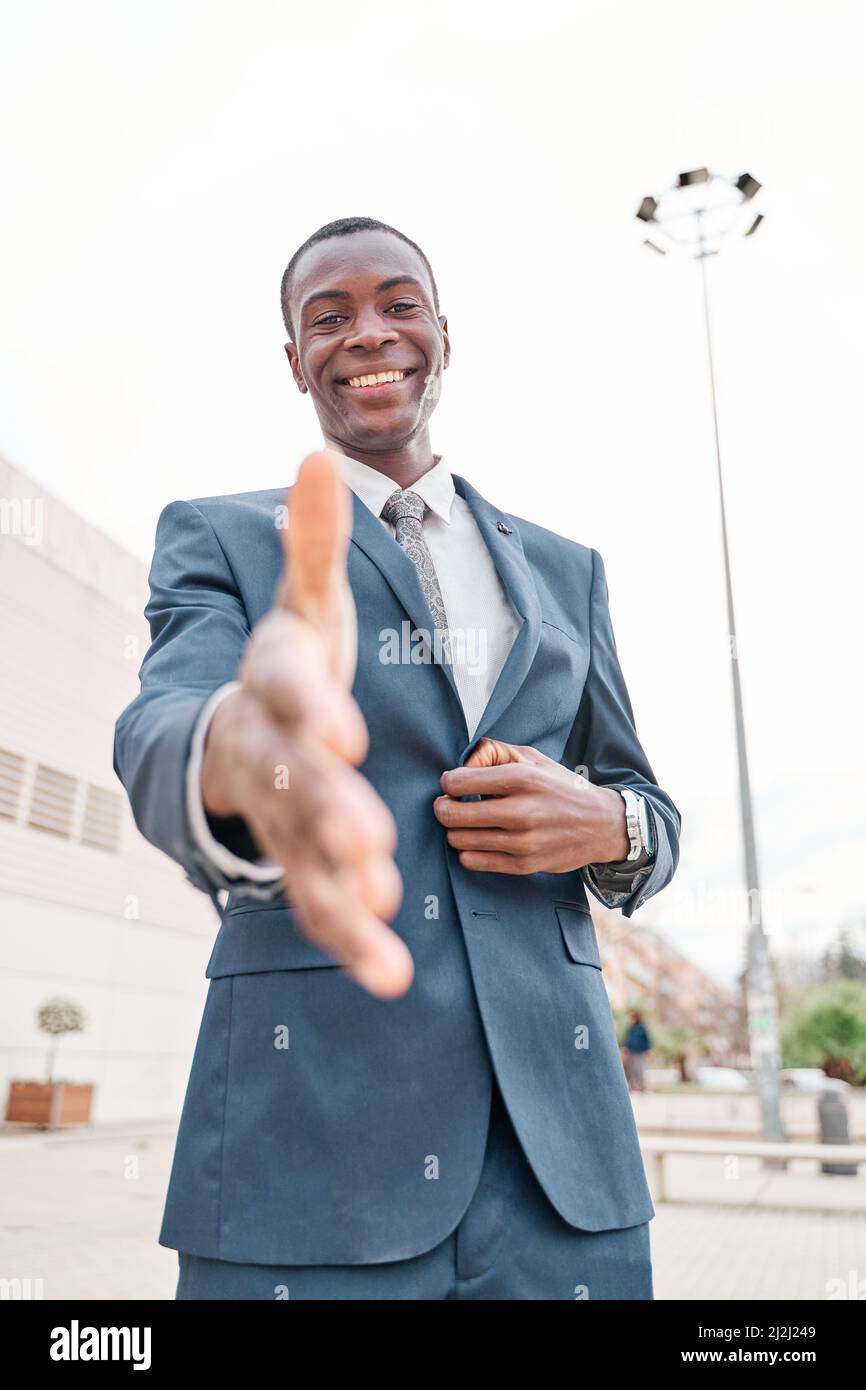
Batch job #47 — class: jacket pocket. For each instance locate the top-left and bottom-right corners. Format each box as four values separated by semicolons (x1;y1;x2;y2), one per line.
554;902;602;970
206;904;339;977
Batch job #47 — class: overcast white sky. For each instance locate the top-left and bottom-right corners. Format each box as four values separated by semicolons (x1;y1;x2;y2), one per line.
2;0;864;986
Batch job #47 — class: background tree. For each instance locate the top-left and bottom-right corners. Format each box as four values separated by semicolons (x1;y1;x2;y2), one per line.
37;998;86;1084
821;927;866;984
650;1024;705;1084
782;981;866;1085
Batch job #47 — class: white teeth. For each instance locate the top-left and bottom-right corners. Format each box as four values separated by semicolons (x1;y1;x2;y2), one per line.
346;370;408;388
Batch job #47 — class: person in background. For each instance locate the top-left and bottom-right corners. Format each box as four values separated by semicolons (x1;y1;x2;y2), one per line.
624;1010;653;1092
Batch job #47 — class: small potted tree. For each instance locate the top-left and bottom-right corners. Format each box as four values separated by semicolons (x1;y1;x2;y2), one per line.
5;998;93;1127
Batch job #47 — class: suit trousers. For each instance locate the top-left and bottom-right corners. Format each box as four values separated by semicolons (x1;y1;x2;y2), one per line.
175;1076;653;1301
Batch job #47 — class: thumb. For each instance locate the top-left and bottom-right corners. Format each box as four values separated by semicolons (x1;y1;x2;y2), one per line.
276;450;351;616
463;737;525;768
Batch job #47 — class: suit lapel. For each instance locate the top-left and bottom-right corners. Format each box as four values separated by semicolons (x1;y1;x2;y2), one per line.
452;475;542;742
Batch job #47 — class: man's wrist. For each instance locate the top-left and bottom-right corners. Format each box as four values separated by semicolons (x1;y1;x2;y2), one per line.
201;685;247;819
186;681;285;890
602;788;656;870
593;784;631;863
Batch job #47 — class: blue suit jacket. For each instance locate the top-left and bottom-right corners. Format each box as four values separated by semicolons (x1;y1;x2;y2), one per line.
114;474;681;1264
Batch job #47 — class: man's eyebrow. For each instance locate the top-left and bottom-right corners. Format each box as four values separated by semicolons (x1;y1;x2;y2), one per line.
300;277;425;315
376;276;425;293
301;288;351;313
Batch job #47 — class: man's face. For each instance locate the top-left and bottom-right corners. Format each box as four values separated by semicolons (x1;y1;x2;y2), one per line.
285;229;449;451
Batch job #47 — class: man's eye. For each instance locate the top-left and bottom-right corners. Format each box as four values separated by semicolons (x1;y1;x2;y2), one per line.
387;301;418;314
313;313;345;326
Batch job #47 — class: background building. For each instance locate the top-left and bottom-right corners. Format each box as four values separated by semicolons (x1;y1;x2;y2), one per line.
0;456;214;1122
593;905;741;1062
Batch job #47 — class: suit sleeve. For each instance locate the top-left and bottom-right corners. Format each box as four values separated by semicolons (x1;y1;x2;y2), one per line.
564;547;682;919
113;499;284;904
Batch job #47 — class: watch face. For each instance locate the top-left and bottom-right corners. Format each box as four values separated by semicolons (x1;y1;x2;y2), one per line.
618;789;638;858
637;798;652;855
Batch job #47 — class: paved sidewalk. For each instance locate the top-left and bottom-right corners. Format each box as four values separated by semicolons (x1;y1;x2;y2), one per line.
1;1124;864;1300
0;1122;179;1301
651;1204;866;1301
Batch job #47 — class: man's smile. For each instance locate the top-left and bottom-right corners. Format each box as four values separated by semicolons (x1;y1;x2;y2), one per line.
337;367;418;392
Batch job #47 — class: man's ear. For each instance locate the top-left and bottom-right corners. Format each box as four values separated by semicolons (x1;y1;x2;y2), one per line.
439;316;451;371
284;342;308;394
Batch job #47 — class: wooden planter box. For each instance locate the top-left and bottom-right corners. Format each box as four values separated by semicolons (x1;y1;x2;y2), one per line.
5;1081;93;1128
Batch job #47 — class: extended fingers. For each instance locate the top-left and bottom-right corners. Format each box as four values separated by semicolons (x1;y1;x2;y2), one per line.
245;740;409;996
252;730;396;867
291;868;412;999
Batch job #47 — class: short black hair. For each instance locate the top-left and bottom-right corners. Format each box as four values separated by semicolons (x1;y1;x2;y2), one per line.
280;216;439;341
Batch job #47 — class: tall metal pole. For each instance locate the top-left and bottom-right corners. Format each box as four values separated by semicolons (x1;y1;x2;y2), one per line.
696;227;786;1144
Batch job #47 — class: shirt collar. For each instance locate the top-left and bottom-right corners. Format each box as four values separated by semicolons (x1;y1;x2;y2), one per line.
337;452;455;526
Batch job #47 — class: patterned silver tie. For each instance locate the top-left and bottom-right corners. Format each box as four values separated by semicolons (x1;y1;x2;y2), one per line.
381;489;451;662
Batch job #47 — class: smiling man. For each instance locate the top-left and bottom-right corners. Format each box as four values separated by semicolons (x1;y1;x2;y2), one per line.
114;216;681;1301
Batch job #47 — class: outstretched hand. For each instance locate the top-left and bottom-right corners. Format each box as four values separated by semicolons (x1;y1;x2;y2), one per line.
201;451;412;998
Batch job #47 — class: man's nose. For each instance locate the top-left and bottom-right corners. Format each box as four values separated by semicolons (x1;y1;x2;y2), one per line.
344;310;399;353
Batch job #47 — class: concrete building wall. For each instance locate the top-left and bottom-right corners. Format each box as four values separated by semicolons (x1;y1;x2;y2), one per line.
0;457;215;1121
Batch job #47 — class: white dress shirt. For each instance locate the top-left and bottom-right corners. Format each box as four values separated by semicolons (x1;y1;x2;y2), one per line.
185;454;646;898
340;452;522;740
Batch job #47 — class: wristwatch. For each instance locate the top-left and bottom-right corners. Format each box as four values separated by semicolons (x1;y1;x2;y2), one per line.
618;787;654;863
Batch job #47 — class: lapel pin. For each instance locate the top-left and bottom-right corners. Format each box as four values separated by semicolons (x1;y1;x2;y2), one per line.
497;521;513;534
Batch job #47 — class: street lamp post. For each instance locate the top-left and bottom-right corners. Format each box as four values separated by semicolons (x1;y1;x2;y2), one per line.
636;168;786;1145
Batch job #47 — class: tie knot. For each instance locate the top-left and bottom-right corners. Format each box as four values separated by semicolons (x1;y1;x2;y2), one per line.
381;489;426;526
